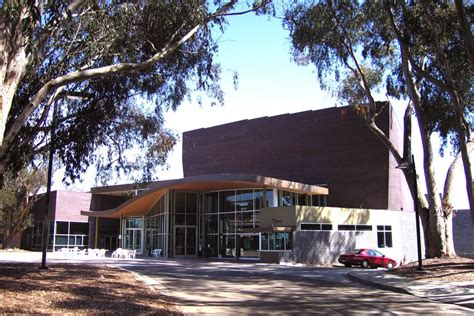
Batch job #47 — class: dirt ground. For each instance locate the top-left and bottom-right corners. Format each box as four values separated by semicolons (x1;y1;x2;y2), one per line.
0;263;181;315
390;256;474;282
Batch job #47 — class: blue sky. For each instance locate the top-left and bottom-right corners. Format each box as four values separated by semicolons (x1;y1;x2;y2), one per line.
161;13;335;177
57;12;469;209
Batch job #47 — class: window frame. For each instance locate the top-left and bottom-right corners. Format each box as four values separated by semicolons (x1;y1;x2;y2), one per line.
377;225;393;248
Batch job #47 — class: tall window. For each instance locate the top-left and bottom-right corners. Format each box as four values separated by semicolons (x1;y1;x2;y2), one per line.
202;189;272;258
278;191;306;206
124;217;143;251
260;232;293;251
53;221;89;251
377;225;393;248
175;192;197;226
145;195;168;256
31;221;43;250
310;195;327;206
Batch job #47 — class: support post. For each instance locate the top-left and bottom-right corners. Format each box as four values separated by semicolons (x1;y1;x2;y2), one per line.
412;154;423;271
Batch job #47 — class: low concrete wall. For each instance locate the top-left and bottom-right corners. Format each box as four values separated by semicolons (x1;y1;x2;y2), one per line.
260;251;295;263
261;206;416;266
293;231;380;265
453;210;474;258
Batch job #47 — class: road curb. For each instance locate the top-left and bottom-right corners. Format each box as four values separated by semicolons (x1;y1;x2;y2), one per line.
114;266;173;295
347;272;411;295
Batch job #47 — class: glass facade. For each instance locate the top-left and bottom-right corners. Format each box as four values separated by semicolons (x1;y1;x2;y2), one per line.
279;190;305;206
31;221;43;250
44;220;89;252
145;195;169;256
117;188;321;258
202;189;273;258
173;192;198;256
260;232;293;251
124;217;143;252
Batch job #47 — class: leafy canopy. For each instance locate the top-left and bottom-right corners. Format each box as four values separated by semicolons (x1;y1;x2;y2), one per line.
283;0;472;154
2;0;269;184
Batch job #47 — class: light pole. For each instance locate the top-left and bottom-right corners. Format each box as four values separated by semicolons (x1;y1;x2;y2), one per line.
40;98;58;270
397;154;423;271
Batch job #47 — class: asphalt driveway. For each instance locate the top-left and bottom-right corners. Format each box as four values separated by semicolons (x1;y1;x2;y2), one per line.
117;258;470;314
1;252;471;314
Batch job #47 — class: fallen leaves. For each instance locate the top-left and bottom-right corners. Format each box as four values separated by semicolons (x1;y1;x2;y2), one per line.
390;256;474;282
0;263;181;314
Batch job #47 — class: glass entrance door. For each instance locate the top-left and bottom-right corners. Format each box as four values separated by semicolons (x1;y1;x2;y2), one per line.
124;229;141;251
175;226;196;256
104;236;118;251
186;227;196;256
123;217;143;254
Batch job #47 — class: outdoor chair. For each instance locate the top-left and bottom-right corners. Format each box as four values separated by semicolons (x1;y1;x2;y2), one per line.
111;248;123;258
127;249;136;259
57;248;69;256
151;249;161;258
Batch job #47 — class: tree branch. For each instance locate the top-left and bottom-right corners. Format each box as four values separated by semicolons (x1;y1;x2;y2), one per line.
454;0;474;71
4;0;265;152
402;100;412;160
1;1;247;156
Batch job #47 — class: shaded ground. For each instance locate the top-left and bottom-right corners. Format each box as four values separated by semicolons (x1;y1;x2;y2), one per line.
124;258;471;314
0;263;181;315
390;256;474;282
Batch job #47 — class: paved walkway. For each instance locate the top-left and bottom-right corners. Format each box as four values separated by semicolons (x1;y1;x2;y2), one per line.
349;270;474;310
1;251;473;314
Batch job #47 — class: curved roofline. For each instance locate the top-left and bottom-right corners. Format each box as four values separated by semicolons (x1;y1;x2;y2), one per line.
81;174;329;219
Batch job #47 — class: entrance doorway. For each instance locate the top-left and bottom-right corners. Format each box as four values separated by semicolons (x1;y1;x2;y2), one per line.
103;235;118;251
123;217;144;254
175;226;196;256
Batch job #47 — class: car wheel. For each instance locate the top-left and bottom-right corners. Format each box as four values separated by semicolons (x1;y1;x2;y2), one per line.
361;260;369;269
386;261;395;270
344;264;351;267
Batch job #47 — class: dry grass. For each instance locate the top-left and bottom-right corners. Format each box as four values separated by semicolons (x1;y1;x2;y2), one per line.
390;256;474;282
0;263;181;315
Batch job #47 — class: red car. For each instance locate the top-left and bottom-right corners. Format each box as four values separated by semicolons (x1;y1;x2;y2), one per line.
338;248;397;269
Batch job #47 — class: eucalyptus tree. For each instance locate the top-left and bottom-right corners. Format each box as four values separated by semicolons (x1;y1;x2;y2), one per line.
0;0;270;185
0;166;46;249
284;0;473;257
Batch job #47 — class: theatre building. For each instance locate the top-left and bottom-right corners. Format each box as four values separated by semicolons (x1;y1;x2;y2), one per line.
81;173;417;265
21;105;448;264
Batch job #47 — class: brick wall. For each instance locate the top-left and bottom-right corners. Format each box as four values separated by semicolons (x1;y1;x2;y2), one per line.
183;105;404;210
54;191;92;222
30;191;91;222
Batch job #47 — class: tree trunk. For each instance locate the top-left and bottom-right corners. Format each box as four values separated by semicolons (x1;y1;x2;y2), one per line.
386;3;459;256
419;127;446;258
0;6;31;147
444;210;456;256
